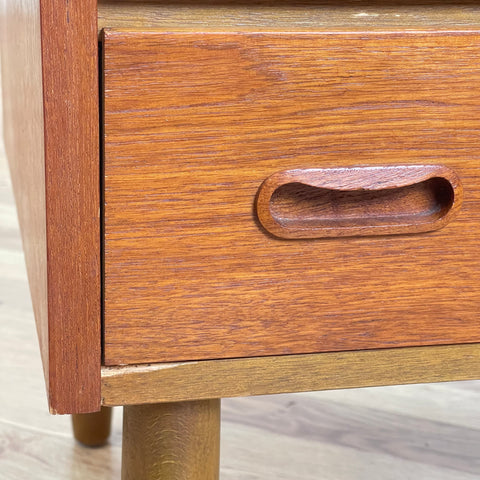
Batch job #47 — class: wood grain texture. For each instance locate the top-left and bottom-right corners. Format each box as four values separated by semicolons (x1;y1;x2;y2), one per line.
122;400;220;480
98;0;480;32
39;0;101;414
256;165;461;239
101;344;480;406
1;0;101;413
103;30;480;365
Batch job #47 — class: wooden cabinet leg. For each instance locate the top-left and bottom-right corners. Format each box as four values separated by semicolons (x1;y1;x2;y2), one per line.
122;399;221;480
71;406;113;447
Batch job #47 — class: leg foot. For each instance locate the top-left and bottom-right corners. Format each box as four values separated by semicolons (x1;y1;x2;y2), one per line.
72;406;113;447
122;399;220;480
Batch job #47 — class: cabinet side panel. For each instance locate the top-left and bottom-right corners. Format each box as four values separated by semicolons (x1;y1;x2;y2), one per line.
40;0;101;413
0;0;101;414
1;0;49;396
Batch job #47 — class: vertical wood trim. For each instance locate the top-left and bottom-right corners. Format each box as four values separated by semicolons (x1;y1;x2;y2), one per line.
39;0;101;413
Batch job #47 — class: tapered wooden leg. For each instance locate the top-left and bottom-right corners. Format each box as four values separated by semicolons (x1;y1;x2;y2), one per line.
122;399;220;480
72;406;113;447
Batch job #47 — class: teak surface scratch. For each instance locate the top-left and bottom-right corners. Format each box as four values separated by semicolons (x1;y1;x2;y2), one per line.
103;30;480;366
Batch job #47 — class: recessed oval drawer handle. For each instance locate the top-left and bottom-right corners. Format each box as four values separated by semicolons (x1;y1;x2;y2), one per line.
256;165;463;239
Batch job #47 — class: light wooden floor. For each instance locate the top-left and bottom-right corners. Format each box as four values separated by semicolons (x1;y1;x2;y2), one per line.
1;79;479;480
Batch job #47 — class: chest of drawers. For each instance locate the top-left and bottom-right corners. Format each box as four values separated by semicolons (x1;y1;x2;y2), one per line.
2;1;480;478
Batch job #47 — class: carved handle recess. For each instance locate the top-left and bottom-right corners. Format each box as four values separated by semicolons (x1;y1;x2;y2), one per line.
256;165;462;239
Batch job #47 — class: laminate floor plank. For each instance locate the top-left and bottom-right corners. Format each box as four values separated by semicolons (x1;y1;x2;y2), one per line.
223;395;480;476
221;421;480;480
301;384;480;429
1;69;479;480
0;423;121;480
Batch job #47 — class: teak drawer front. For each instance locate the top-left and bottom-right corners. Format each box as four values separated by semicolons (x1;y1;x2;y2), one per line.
103;30;480;366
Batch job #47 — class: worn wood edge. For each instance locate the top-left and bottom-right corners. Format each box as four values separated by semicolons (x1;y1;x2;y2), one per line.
102;27;480;36
39;0;101;414
98;1;480;33
101;344;480;406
